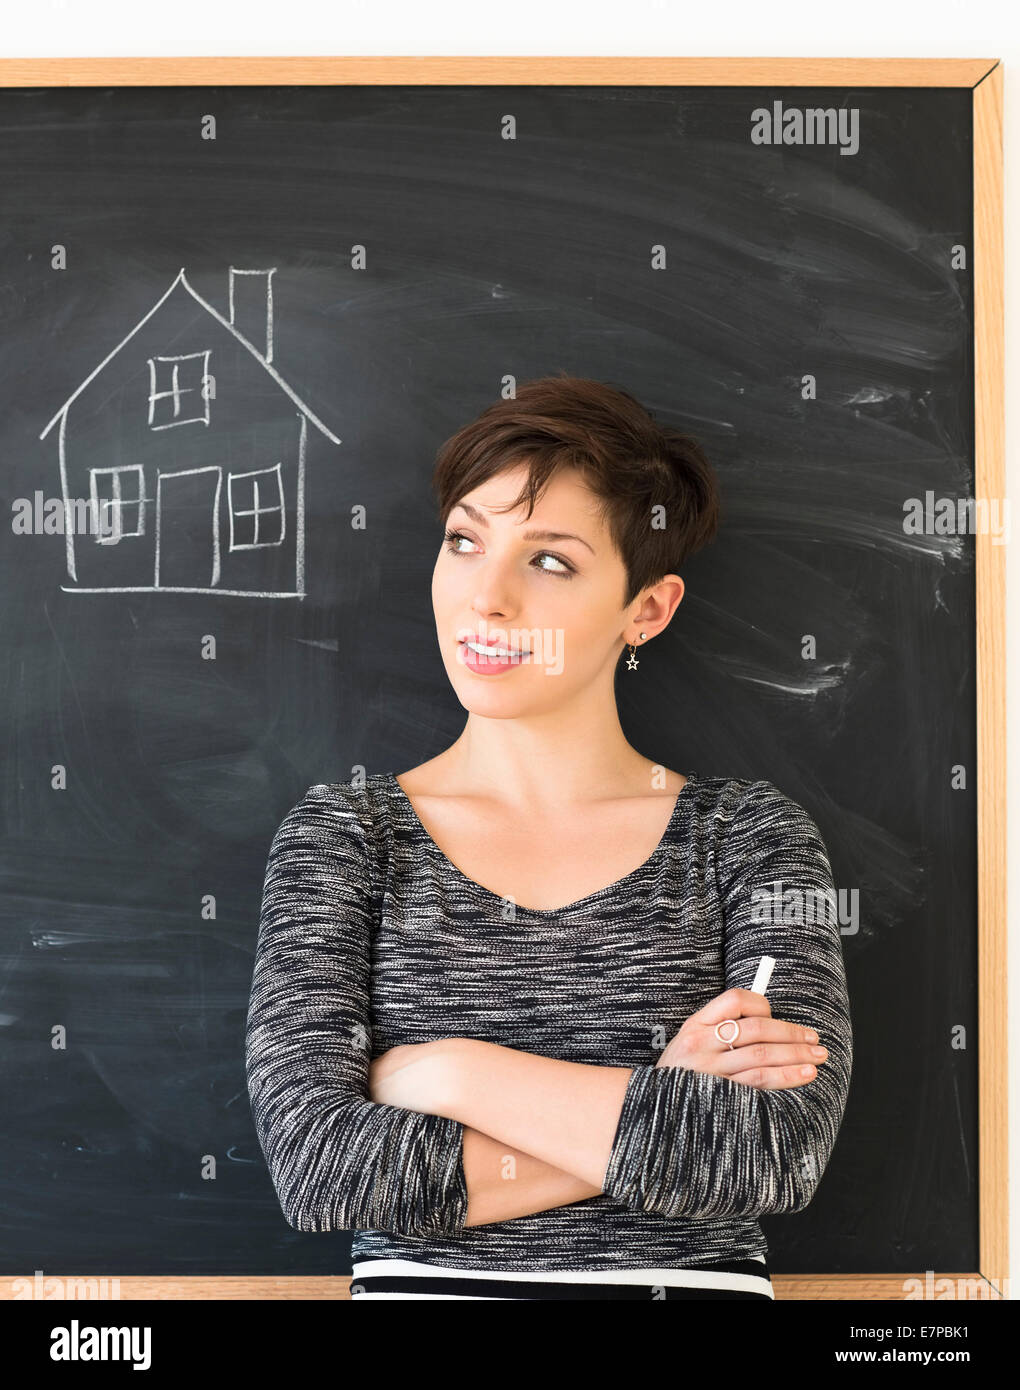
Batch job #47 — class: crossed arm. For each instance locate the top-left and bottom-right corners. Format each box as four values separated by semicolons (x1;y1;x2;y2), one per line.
368;1038;633;1226
367;985;833;1229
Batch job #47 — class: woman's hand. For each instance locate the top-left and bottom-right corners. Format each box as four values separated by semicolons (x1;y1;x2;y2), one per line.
655;986;827;1090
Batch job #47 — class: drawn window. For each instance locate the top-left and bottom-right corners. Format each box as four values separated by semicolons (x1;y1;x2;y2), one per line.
228;464;285;549
148;351;211;429
90;466;146;544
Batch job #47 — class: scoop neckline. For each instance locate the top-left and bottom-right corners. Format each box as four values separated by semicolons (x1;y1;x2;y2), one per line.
385;770;697;918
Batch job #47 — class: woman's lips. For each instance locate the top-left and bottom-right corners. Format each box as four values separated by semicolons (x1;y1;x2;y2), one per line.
458;638;532;675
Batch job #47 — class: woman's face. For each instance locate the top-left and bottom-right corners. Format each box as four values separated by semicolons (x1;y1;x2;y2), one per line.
432;463;650;715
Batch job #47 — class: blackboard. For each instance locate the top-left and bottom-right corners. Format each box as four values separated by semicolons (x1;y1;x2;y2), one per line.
0;59;1004;1296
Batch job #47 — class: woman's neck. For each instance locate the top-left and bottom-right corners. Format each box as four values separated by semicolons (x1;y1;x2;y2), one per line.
424;718;674;810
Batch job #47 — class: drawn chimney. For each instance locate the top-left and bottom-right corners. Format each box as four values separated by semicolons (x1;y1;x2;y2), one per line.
228;266;276;363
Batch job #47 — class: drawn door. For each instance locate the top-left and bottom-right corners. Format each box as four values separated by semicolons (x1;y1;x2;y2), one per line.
155;467;222;590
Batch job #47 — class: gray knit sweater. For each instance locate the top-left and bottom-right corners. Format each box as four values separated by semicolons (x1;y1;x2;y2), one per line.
245;772;852;1272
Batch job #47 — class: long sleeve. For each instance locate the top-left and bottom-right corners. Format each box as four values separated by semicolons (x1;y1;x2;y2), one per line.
601;780;853;1220
245;783;469;1237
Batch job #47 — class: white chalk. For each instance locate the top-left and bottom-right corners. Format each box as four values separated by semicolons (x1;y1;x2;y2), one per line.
750;955;776;995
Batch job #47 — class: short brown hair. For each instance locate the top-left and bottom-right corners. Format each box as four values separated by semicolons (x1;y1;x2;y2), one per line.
431;373;721;608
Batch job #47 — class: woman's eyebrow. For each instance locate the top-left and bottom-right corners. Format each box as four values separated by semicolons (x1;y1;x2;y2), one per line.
453;501;596;554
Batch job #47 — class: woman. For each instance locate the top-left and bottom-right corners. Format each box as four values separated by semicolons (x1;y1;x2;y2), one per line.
245;375;853;1301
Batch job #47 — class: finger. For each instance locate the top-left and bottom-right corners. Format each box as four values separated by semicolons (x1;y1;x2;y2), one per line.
728;1062;820;1090
688;987;772;1026
715;1041;827;1075
706;1015;822;1046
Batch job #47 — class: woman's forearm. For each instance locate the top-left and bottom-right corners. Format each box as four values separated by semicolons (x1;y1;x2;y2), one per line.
461;1125;604;1226
443;1040;634;1189
368;1042;609;1220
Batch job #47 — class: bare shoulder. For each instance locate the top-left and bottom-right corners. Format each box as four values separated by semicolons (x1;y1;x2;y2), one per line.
392;753;457;800
658;767;690;796
624;765;689;800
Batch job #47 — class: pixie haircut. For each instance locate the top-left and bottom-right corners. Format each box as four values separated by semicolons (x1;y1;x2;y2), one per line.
431;373;721;609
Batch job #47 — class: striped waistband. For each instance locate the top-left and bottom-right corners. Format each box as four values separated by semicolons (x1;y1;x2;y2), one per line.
350;1255;774;1300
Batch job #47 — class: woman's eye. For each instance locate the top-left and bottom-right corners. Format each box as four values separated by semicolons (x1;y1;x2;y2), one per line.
534;552;573;576
443;529;475;555
442;529;575;578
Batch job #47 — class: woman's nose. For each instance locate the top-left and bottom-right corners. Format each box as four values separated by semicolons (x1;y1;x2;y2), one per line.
468;568;521;617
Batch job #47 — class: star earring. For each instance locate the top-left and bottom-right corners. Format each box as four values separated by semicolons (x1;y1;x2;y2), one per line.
626;633;648;671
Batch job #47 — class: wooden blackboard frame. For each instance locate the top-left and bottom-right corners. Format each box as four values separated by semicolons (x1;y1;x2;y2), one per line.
0;55;1004;1304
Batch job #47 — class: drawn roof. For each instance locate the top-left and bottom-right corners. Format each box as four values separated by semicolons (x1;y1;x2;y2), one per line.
39;267;340;445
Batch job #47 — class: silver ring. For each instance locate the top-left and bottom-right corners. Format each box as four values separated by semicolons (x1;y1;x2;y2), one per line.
715;1018;740;1050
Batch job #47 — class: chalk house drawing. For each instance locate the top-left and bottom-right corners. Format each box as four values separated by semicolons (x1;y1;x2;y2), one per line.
39;267;341;597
